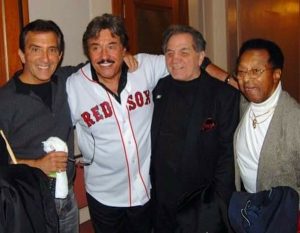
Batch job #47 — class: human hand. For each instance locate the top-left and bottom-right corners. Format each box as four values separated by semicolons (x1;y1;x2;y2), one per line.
124;52;138;72
35;151;68;175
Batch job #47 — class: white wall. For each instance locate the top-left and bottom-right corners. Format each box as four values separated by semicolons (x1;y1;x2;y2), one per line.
209;0;227;70
89;0;112;18
188;0;203;33
189;0;228;70
28;0;111;66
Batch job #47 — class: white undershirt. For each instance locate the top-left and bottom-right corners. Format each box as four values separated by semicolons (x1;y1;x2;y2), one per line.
236;82;282;192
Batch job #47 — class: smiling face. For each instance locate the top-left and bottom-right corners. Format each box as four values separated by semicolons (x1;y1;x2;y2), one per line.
165;33;205;81
87;29;126;83
237;49;281;103
18;31;62;84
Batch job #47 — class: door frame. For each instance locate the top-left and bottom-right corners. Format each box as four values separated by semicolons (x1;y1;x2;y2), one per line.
0;0;29;85
112;0;188;54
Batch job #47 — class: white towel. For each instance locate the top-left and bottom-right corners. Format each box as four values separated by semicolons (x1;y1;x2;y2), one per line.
42;137;68;199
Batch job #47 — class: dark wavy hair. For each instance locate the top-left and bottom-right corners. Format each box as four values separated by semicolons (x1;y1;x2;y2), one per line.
82;13;128;58
19;19;64;53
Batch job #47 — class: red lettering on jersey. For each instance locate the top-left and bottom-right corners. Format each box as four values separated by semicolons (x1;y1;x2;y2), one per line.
143;90;150;105
127;95;136;110
91;105;103;122
81;112;95;127
135;92;144;107
127;90;151;111
100;101;113;118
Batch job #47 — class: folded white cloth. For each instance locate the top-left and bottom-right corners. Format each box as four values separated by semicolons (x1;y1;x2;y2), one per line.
42;137;68;199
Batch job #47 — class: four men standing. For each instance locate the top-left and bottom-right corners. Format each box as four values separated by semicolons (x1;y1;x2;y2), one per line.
1;12;297;233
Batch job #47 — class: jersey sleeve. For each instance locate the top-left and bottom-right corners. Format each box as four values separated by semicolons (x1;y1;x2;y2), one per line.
65;72;80;126
134;53;169;88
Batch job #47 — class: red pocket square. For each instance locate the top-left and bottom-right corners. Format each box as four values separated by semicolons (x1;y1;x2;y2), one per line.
201;118;216;132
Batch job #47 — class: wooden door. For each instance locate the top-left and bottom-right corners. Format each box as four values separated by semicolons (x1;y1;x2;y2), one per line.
227;0;300;100
0;0;29;86
112;0;188;54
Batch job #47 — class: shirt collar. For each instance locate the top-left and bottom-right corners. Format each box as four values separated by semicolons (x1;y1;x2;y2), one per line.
13;70;58;94
250;82;282;111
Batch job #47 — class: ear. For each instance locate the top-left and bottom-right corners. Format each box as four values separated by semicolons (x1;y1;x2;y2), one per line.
122;47;127;57
198;51;206;66
18;49;25;64
273;68;281;83
58;52;63;61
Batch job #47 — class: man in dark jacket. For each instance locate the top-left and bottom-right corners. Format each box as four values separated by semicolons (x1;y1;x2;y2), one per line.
151;24;240;233
0;19;78;233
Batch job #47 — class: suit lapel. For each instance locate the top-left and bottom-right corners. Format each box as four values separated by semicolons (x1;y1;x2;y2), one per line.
151;76;171;150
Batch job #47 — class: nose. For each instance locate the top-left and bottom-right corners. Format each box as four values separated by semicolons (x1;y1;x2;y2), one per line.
101;48;108;60
242;75;255;84
40;50;50;62
173;52;180;60
170;53;182;64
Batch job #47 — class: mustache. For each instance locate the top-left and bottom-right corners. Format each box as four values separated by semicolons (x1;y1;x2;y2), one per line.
97;59;115;65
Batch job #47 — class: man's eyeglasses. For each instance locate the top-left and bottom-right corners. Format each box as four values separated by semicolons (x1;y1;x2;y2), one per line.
235;68;273;80
68;133;95;166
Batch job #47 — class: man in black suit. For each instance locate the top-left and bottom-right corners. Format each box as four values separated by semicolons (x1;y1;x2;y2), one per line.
151;25;240;233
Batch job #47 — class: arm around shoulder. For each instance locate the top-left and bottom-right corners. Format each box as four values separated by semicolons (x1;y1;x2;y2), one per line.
202;57;239;90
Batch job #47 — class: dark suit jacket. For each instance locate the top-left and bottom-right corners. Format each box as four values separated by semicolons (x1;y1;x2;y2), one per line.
151;72;240;232
0;164;58;233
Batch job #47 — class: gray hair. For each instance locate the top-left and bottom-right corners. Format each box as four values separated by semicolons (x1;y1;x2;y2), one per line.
162;24;206;53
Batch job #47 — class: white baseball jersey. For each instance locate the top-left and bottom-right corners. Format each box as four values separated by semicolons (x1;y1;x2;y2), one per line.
66;53;168;207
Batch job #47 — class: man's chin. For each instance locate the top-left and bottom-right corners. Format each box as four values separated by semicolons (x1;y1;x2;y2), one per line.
96;70;121;81
245;94;261;103
171;74;188;81
35;71;53;80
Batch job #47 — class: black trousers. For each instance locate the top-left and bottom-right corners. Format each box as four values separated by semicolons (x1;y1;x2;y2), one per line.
153;201;177;233
86;192;152;233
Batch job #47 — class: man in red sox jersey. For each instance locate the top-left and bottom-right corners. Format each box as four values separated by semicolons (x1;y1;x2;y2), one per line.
66;14;167;233
66;13;227;233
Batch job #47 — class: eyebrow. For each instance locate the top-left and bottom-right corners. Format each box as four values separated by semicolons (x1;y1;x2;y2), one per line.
89;41;119;46
166;47;192;52
107;41;118;46
180;47;192;51
27;44;59;51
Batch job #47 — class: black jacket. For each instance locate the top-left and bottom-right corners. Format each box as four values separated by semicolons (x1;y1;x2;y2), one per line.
0;164;58;233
